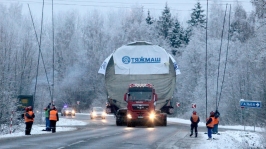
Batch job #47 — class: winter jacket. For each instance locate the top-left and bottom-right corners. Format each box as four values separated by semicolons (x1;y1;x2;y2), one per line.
24;111;35;122
45;109;50;118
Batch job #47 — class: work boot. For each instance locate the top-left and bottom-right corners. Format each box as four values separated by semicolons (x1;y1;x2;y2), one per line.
195;133;198;137
190;130;193;137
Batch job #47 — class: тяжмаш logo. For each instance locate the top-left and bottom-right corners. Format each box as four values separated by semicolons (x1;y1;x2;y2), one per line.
122;56;161;64
122;56;131;64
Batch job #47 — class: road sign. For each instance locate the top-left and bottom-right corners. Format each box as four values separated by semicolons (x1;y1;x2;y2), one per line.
176;102;180;107
240;101;261;108
192;103;196;108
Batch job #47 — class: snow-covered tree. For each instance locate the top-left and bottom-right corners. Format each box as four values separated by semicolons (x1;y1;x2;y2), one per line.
146;10;154;25
209;1;227;39
169;18;185;55
187;2;206;28
229;3;255;42
157;3;174;39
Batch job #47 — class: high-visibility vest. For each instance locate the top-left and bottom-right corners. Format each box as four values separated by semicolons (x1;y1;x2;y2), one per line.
191;115;199;123
49;110;57;121
213;117;219;125
24;111;34;122
206;117;215;128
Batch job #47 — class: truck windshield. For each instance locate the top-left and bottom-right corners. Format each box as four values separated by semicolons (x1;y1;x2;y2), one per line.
128;87;152;101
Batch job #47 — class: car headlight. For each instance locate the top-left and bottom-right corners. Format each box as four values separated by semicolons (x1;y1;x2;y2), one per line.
149;113;155;119
92;112;96;116
102;112;106;116
72;110;75;113
66;110;69;113
127;114;132;119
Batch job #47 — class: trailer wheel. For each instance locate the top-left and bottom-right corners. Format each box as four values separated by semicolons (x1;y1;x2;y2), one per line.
163;117;167;126
127;122;131;127
147;122;154;127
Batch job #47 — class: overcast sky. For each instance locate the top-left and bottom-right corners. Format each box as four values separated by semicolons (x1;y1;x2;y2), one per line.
1;0;254;21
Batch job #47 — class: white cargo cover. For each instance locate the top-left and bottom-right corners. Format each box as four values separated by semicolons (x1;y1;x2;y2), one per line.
98;42;180;110
99;43;180;75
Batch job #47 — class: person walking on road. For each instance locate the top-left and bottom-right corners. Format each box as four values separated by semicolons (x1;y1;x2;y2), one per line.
190;110;200;137
49;106;59;133
24;106;35;135
206;111;215;140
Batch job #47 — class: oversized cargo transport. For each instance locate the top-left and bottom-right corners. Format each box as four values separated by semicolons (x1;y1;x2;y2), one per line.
98;41;180;126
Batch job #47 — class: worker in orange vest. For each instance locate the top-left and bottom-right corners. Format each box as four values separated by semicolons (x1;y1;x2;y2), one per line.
213;110;220;134
190;110;200;137
49;106;59;133
206;111;215;140
24;106;35;135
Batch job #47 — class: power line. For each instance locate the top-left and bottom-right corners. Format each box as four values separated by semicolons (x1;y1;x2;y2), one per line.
1;0;252;5
0;0;194;12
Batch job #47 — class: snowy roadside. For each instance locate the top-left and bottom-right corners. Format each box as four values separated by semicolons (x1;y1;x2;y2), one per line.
0;117;87;139
168;117;266;149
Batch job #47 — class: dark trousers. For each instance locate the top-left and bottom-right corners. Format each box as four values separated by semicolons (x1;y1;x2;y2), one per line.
25;122;33;135
50;120;57;133
213;124;218;134
190;123;198;135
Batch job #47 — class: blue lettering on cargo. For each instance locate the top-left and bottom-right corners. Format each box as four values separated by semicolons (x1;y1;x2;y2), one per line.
122;56;161;64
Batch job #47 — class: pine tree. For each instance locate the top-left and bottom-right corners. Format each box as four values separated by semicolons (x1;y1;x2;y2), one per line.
183;27;192;45
169;19;184;55
146;10;154;25
157;3;174;39
187;2;206;28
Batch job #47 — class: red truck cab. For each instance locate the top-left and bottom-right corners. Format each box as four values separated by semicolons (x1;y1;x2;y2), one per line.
124;83;166;127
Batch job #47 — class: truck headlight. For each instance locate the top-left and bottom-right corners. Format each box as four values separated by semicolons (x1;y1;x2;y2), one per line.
72;110;75;113
149;113;155;119
127;114;132;119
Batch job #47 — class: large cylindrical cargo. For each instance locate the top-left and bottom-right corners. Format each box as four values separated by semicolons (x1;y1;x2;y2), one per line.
98;41;180;113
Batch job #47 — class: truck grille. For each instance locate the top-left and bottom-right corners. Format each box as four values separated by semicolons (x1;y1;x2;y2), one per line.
132;104;149;110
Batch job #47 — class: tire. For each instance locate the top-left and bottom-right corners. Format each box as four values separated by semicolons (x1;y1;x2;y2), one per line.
127;122;132;127
147;122;154;127
163;118;167;126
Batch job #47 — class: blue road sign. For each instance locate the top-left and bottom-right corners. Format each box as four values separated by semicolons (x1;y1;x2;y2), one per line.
240;101;261;108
